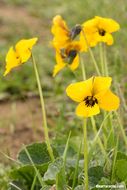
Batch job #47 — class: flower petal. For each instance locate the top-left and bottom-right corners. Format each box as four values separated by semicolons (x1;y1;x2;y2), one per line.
66;78;93;102
15;38;38;63
93;76;112;96
68;54;79;71
51;15;70;49
95;16;120;33
81;16;119;47
100;33;113;45
53;63;66;77
53;51;66;76
4;47;21;76
76;101;100;117
98;90;120;111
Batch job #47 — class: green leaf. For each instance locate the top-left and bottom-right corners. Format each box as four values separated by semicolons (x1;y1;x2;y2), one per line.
43;157;64;182
9;181;27;190
10;164;48;181
106;129;115;149
116;152;127;160
115;159;127;182
88;166;104;187
98;177;110;185
90;177;111;190
40;185;52;190
74;185;84;190
9;164;48;189
56;166;66;190
36;156;66;189
18;142;58;165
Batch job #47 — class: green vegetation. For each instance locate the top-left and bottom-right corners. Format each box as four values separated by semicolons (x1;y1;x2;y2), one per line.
0;0;127;189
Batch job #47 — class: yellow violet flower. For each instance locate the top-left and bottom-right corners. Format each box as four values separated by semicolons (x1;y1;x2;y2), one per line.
53;41;82;77
51;15;83;49
80;16;120;48
4;38;38;76
51;15;70;49
66;76;120;117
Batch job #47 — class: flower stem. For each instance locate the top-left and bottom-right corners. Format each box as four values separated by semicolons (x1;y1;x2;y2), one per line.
111;135;119;183
31;53;55;162
80;56;110;165
103;44;109;76
99;43;105;76
99;43;113;148
80;55;86;80
91;117;110;164
81;29;101;76
83;118;89;190
115;111;127;147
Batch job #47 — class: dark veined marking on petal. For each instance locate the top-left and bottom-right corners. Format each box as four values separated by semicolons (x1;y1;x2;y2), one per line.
98;29;106;36
84;96;98;107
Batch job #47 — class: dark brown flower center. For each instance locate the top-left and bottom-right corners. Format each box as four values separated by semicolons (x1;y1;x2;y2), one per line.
98;29;106;36
70;24;82;40
84;96;98;107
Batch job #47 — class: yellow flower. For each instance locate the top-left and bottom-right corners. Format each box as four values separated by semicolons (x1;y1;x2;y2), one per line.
51;15;70;49
51;15;83;49
53;42;81;77
66;76;120;117
4;38;38;76
80;16;120;48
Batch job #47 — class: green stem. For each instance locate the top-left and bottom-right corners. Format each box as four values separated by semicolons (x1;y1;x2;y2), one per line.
99;43;105;76
99;43;113;149
89;112;110;160
103;45;109;76
9;183;23;190
111;135;119;183
23;145;44;187
63;131;71;165
80;55;86;80
80;54;89;189
91;117;110;164
115;111;127;147
31;174;37;190
31;53;54;162
81;29;101;76
72;141;82;189
80;57;108;162
83;118;89;190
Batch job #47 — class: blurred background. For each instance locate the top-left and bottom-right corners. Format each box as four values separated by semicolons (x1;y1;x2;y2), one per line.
0;0;127;185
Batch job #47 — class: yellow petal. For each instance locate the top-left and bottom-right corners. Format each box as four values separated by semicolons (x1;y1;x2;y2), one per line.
53;51;66;76
15;37;38;63
4;47;21;76
93;76;112;96
76;101;100;117
51;15;69;35
100;33;113;45
82;18;98;34
51;15;70;49
98;90;120;111
68;54;79;71
53;63;66;77
81;16;119;47
77;32;88;51
66;78;93;102
95;16;120;33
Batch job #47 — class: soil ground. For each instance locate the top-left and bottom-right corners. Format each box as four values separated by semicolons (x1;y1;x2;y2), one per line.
0;96;58;163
